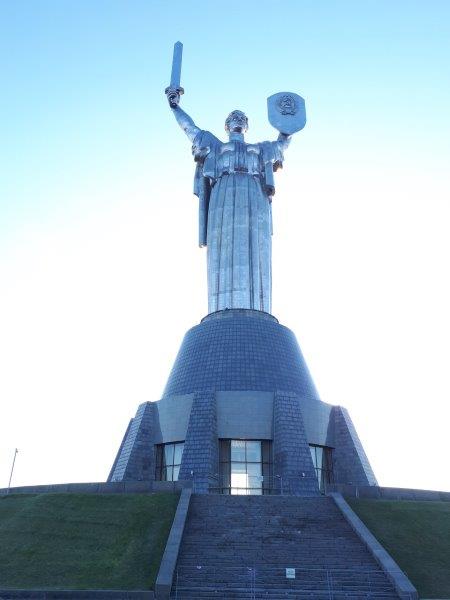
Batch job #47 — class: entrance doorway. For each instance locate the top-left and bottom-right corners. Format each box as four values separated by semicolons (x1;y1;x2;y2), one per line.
219;439;272;494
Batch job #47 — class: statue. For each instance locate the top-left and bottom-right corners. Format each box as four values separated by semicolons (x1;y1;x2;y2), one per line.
165;43;306;314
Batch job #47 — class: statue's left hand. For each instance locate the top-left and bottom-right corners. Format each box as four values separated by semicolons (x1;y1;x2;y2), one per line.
165;86;182;109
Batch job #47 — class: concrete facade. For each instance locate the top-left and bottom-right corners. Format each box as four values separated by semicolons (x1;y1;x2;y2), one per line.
109;309;378;494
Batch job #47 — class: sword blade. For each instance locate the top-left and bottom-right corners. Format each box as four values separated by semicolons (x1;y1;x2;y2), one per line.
170;41;183;89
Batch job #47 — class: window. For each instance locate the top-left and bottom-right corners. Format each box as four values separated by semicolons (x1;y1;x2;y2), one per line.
155;442;184;481
309;444;333;492
219;439;272;495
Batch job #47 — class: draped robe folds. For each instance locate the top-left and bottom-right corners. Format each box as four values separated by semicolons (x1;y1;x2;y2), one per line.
193;131;285;315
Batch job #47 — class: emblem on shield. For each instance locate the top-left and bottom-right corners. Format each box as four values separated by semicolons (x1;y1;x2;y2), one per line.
267;92;306;135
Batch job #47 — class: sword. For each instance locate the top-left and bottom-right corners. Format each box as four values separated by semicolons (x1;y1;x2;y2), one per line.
165;41;184;108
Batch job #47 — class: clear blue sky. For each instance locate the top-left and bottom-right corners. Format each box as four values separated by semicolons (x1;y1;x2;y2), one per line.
2;0;449;234
1;1;449;490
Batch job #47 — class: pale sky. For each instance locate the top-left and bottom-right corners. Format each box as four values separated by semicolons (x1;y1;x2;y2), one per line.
1;1;449;491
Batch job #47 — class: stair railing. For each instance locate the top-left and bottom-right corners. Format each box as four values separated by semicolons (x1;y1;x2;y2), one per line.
172;565;394;599
326;568;333;600
247;566;256;600
174;568;179;600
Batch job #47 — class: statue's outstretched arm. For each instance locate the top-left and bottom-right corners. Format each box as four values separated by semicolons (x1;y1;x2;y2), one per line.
277;132;292;151
165;87;200;143
171;106;201;143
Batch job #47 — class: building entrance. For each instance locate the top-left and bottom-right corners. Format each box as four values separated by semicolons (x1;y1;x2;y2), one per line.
219;439;272;494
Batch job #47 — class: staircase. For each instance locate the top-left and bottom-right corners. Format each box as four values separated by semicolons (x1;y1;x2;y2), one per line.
171;495;399;599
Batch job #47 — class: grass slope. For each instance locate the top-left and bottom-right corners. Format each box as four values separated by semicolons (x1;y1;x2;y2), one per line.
347;499;450;599
0;492;179;590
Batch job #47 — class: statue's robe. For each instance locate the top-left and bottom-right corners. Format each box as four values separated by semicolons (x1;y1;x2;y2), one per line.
192;131;286;314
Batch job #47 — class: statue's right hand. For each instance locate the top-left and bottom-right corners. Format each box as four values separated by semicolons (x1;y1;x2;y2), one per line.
165;87;181;108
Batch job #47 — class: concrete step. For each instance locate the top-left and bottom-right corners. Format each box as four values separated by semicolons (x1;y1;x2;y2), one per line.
172;495;399;599
171;588;399;599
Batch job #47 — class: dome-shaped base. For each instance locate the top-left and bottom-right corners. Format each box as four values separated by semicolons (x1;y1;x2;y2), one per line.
163;309;320;399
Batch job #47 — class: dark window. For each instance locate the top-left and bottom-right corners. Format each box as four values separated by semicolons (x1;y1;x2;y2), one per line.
309;444;333;492
155;442;184;481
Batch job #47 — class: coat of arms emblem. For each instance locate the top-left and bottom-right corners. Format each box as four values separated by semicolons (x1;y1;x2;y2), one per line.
267;91;306;134
277;94;297;115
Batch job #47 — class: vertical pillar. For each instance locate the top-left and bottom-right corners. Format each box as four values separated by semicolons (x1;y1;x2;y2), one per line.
332;406;378;486
273;391;319;495
179;390;218;493
108;402;156;482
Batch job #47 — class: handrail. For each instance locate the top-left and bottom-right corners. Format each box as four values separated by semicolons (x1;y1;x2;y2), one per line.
175;565;386;573
173;564;398;599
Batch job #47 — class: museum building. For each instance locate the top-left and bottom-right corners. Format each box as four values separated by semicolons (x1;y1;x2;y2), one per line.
108;308;377;495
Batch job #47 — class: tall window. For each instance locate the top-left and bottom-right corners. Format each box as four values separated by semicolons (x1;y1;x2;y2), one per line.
219;439;272;495
155;442;184;482
309;444;333;492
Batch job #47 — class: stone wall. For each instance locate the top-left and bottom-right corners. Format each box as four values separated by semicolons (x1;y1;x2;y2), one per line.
332;406;378;486
178;390;219;493
0;481;188;495
273;392;319;495
108;402;156;482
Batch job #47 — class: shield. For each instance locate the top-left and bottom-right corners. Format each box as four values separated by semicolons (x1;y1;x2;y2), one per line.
267;92;306;135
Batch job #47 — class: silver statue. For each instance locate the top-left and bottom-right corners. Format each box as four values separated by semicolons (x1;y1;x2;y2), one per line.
166;43;305;314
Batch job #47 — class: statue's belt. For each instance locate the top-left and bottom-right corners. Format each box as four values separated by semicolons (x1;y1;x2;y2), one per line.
215;167;261;177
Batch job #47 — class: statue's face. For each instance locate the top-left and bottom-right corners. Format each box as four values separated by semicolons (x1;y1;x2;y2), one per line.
225;111;248;133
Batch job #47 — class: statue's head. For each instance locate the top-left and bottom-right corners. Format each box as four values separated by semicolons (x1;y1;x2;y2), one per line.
225;110;248;134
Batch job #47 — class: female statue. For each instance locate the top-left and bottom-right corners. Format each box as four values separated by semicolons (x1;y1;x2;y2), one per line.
166;88;292;315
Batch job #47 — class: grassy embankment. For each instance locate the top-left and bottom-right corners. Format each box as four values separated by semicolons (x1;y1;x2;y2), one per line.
0;492;179;590
347;499;450;599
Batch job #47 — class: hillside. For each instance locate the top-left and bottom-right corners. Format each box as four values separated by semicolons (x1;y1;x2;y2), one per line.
0;492;179;591
347;498;450;599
